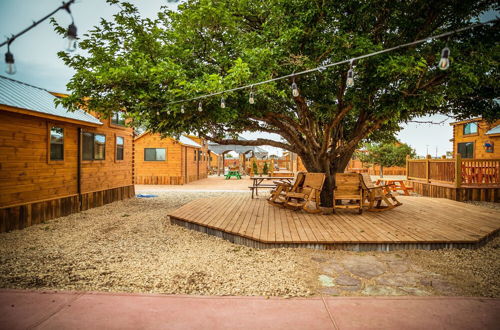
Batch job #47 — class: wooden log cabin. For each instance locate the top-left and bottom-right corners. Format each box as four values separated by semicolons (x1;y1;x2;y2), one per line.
134;133;209;184
450;117;500;159
0;76;135;233
208;150;220;174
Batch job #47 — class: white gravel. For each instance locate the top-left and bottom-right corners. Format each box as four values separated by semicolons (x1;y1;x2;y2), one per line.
0;192;313;297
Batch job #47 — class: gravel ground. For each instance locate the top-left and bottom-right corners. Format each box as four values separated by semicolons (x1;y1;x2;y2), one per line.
463;200;500;211
408;236;500;297
0;192;498;297
0;193;313;297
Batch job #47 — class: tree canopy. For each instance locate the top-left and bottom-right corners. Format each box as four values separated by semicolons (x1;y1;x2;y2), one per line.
53;0;499;204
357;142;416;168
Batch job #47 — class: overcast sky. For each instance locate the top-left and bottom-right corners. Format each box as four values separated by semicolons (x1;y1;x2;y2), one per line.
0;1;496;157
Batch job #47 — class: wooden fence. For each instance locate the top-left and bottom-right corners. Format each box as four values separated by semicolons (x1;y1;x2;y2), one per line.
244;159;276;175
406;155;500;187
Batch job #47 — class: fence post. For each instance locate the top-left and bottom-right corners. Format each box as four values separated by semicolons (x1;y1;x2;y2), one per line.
425;154;431;183
406;155;410;179
455;154;462;188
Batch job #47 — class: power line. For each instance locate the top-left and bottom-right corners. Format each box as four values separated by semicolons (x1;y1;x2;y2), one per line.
166;19;498;106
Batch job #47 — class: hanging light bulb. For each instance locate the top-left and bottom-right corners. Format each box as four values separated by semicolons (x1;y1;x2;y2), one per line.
221;97;225;108
65;23;78;52
156;111;160;115
63;4;77;52
181;105;185;114
249;92;255;104
198;102;203;112
4;47;16;75
438;47;450;70
249;86;255;104
346;60;354;87
291;80;299;97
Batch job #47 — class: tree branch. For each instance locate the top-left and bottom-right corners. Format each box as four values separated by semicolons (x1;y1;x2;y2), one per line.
201;134;295;152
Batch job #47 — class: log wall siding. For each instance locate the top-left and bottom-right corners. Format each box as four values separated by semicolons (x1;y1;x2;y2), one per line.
0;110;135;233
0;185;135;233
134;133;208;185
186;135;209;180
0;111;134;208
452;119;500;159
407;181;499;202
80;118;134;194
0;112;78;206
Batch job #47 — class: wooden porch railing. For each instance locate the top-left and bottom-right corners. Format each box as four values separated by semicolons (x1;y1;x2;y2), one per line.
406;155;500;187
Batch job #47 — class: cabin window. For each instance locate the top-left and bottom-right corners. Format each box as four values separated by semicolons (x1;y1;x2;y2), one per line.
144;148;166;161
198;150;202;161
82;132;106;160
457;142;474;159
116;136;124;161
463;122;478;135
111;111;126;126
194;150;196;161
50;127;64;161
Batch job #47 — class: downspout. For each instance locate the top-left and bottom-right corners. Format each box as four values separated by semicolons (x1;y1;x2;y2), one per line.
77;127;82;209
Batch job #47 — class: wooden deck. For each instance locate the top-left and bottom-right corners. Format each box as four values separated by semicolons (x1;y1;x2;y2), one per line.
168;196;500;251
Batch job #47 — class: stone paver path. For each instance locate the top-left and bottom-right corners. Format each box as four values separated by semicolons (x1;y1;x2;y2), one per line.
314;253;454;296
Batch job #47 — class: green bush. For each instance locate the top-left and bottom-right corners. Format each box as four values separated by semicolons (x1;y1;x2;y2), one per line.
262;162;269;175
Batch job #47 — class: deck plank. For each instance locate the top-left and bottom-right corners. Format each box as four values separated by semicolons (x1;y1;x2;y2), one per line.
168;195;500;249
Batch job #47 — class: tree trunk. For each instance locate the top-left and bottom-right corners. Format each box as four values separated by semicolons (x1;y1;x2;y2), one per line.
379;165;384;178
299;149;355;208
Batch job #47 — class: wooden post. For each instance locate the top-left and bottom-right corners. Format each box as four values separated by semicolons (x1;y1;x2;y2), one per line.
426;154;431;183
455;154;462;188
406;155;410;180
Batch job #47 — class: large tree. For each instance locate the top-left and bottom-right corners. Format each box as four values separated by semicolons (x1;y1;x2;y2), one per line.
356;142;416;177
54;0;499;206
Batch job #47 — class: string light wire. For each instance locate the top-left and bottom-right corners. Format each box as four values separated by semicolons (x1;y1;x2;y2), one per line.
0;0;77;48
165;19;497;106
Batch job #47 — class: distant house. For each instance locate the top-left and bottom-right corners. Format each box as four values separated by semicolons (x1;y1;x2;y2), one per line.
208;150;220;174
134;133;209;184
0;76;134;233
450;118;500;159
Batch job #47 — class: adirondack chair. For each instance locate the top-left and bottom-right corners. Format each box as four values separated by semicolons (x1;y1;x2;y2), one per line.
360;173;402;212
267;172;306;206
333;173;364;214
283;173;325;213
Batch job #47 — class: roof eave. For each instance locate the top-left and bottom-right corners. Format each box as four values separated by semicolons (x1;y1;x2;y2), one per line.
0;104;102;127
449;117;482;126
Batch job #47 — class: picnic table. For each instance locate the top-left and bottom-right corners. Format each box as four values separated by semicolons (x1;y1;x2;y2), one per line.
249;176;293;199
375;179;414;196
225;170;242;180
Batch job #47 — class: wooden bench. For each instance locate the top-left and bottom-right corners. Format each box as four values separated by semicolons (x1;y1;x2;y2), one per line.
249;184;276;199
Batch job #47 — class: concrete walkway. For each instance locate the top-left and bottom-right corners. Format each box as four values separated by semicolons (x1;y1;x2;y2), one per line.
1;290;498;330
135;175;253;193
